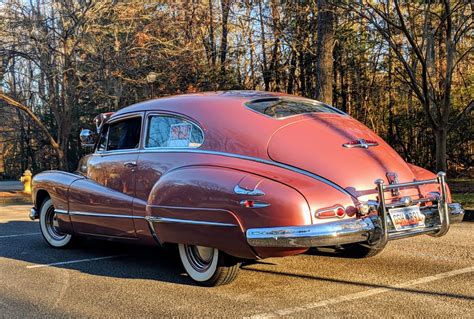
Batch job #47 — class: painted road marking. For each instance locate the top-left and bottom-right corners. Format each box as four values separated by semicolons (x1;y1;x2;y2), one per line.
249;266;474;318
0;216;31;221
26;255;124;269
0;232;41;238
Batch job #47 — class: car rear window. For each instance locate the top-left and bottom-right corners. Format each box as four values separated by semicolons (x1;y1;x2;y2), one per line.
245;98;342;118
146;115;204;148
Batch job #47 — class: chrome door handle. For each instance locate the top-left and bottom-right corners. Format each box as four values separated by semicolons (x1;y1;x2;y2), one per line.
123;161;137;168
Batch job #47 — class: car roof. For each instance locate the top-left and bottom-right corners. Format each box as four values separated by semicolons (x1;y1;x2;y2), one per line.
111;90;290;118
107;90;344;158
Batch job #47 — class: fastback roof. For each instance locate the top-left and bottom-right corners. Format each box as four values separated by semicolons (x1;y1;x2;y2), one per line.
112;90;289;117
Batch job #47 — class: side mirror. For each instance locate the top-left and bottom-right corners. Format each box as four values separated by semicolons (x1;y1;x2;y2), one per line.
80;129;97;148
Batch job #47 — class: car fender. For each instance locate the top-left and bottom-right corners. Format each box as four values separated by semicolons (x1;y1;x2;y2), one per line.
145;165;312;259
32;170;85;234
407;164;451;202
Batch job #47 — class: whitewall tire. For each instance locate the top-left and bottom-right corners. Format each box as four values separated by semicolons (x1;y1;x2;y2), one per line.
39;199;74;248
178;244;240;286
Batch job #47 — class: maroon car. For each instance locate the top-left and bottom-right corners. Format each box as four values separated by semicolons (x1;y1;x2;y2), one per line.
30;91;464;286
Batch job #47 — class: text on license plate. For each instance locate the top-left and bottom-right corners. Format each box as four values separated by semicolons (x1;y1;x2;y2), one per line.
388;206;425;231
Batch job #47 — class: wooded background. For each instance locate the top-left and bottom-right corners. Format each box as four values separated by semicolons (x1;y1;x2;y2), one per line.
0;0;472;179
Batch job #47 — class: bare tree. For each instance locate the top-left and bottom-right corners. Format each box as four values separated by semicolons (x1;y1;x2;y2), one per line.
315;0;335;104
336;0;473;172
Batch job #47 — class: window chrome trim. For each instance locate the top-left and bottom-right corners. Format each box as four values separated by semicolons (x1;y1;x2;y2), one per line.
94;113;144;154
145;216;237;227
143;112;205;150
140;149;351;197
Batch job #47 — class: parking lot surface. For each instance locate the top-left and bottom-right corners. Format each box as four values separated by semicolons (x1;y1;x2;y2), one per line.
1;205;473;318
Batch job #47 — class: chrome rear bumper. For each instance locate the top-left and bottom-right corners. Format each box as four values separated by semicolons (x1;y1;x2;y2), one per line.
246;203;464;248
246;172;464;248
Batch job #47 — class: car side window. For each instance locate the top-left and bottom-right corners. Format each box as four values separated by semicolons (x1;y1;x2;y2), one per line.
146;115;204;148
96;125;109;152
106;117;142;151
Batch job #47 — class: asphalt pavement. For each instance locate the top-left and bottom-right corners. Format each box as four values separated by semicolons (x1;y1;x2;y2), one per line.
0;181;23;191
0;205;473;318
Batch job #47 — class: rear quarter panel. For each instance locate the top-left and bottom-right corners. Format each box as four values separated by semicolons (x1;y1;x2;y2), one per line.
145;164;317;258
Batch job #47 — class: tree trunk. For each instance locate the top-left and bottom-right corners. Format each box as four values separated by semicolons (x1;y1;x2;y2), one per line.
434;128;447;172
315;0;335;104
208;0;217;69
219;0;231;79
258;0;270;91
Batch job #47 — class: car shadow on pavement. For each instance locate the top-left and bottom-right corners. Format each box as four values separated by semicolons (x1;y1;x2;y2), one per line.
0;220;196;286
240;266;474;301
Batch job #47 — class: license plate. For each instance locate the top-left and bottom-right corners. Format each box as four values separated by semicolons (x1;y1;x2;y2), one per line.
388;206;425;231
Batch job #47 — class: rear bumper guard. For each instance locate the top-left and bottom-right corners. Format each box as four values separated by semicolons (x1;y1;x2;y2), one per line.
246;172;464;248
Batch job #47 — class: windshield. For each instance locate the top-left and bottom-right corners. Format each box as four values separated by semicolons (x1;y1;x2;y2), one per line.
245;97;343;118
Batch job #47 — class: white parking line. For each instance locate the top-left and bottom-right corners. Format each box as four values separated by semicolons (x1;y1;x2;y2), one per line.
0;232;41;238
249;266;474;318
0;217;29;221
26;255;124;269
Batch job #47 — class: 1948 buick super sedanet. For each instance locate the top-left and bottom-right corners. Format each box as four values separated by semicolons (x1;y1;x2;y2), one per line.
30;91;464;286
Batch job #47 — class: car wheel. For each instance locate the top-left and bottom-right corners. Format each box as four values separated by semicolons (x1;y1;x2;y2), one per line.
39;199;74;248
340;242;385;258
178;244;240;286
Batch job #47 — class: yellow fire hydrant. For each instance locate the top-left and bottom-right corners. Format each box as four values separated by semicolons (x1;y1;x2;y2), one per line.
20;169;32;194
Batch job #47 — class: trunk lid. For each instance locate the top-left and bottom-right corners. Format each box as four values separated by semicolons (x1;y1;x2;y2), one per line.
267;114;417;200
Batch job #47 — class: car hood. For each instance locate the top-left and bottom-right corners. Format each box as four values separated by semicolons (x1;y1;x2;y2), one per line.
267;114;417;199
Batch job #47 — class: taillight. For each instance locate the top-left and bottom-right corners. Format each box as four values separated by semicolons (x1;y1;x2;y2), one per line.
239;200;270;208
335;207;345;218
315;206;346;219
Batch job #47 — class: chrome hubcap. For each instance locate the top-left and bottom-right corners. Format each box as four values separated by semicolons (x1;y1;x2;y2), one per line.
45;206;67;241
185;245;215;272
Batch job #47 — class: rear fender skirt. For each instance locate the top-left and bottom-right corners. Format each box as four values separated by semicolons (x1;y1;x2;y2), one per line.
146;205;256;259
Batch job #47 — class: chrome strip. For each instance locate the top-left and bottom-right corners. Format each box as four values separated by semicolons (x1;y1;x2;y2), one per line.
148;204;230;212
145;218;162;245
68;211;144;219
140;149;351;197
145;216;237;227
246;202;464;248
92;150;141;156
246;218;374;247
54;209;69;215
342;139;378;148
383;178;438;190
234;185;265;196
29;207;39;220
430;172;450;237
374;179;389;248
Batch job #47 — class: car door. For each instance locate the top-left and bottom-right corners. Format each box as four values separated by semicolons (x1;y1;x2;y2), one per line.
68;114;143;238
131;113;205;239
